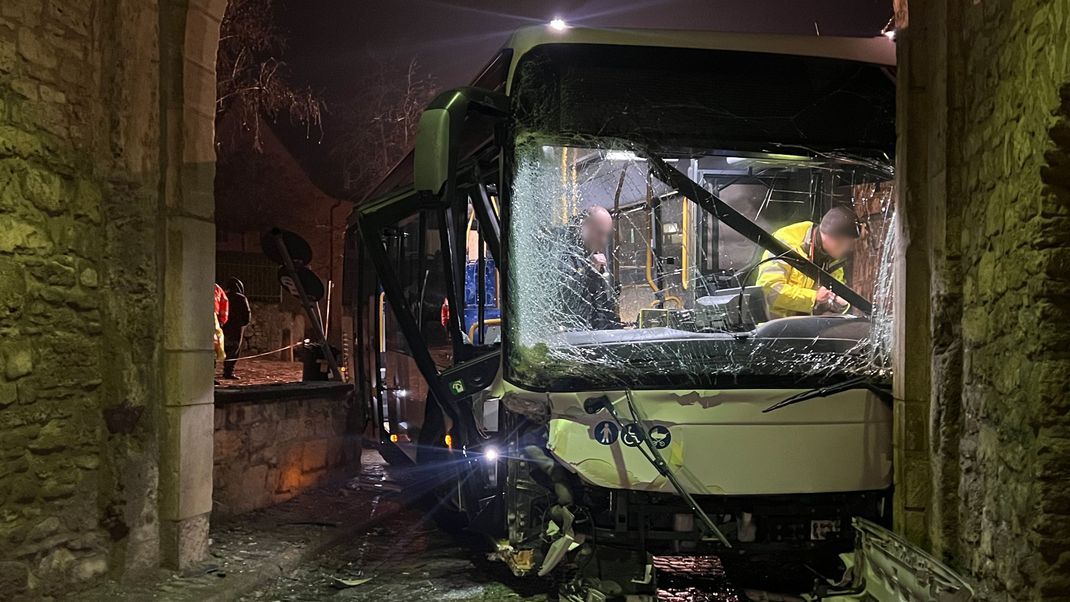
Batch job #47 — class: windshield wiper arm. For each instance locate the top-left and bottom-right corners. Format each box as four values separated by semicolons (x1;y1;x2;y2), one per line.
584;394;732;548
762;377;892;413
640;149;874;316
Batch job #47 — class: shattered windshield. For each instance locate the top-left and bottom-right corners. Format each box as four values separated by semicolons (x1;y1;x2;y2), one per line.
506;141;895;391
503;43;896;391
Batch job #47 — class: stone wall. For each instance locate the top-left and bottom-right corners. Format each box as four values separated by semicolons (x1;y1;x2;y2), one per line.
897;1;1070;599
1;0;227;595
243;300;304;359
0;0;166;595
212;386;361;517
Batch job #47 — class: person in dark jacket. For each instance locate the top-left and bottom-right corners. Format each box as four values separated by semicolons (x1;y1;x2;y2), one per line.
222;277;252;379
559;206;620;330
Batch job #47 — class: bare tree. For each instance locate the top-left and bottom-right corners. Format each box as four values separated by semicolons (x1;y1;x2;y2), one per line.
216;0;323;153
331;57;438;199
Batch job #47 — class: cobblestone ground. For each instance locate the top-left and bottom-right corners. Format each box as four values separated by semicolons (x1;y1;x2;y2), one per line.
214;359;303;387
239;457;547;602
76;451;546;602
80;451;768;602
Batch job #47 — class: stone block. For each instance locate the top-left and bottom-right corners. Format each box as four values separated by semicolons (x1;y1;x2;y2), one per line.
22;166;63;215
16;28;57;69
237;464;268;508
159;404;214;521
213;427;242;461
0;215;52;255
73;553;107;581
10;77;39;100
162;348;214;408
26;419;67;454
162;216;215;352
248;420;273;450
4;342;32;379
78;266;98;288
160;513;209;570
903;401;927;452
0;256;27;320
302;439;328;473
0;39;15;73
25;517;61;544
71;178;102;224
182;13;220;113
276;463;301;495
0;382;15;408
45;0;90;37
180;159;216;220
0;125;45;159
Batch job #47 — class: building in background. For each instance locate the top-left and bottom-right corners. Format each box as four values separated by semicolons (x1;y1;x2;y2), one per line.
214;112;350;368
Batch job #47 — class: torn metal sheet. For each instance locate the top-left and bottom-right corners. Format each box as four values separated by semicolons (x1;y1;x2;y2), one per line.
821;518;973;602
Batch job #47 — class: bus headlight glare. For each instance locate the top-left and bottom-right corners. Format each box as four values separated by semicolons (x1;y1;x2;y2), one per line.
484;446;500;461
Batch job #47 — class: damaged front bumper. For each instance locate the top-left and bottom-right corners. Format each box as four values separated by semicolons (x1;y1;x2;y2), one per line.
821;518;973;602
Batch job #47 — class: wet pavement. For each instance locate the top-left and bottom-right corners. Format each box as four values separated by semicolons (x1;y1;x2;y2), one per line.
77;449;773;602
77;450;545;602
239;455;546;602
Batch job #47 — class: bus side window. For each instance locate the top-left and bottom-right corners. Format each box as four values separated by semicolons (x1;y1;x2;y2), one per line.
461;199;500;346
381;210;453;374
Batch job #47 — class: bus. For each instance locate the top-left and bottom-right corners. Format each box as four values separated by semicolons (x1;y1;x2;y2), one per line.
344;26;969;601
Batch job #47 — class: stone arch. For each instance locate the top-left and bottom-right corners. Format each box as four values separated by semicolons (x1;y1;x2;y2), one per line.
156;0;227;569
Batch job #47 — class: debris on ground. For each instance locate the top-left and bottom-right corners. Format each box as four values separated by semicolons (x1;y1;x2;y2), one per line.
330;576;373;588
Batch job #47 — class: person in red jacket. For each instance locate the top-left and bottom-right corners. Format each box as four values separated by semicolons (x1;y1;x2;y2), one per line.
214;283;229;326
213;284;229;363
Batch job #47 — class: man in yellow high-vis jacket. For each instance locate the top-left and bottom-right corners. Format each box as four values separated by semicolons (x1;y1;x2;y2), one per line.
755;206;861;319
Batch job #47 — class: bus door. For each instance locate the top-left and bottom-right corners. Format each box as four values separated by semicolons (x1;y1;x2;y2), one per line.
356;173;502;457
432;156;506;525
357;190;462;464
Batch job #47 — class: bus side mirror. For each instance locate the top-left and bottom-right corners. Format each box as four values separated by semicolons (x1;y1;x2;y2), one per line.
414;87;509;196
414;108;451;195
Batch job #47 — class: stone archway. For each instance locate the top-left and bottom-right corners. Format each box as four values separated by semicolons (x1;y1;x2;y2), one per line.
156;0;227;569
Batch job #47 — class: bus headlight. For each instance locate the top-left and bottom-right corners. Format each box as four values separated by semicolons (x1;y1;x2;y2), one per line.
484;446;500;461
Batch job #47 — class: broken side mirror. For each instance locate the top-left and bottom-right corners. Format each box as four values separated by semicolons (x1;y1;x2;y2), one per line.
414;87;509;197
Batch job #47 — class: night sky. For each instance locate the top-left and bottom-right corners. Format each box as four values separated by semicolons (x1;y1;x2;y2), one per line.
272;0;892;194
282;0;892;94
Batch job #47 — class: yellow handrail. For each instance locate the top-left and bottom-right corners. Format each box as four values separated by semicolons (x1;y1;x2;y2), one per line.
468;318;502;343
681;199;690;290
645;237;658;293
644;219;685;309
649;296;683;309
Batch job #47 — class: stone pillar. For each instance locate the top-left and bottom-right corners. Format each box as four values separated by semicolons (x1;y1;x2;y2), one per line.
897;2;1070;596
892;0;936;548
156;0;223;569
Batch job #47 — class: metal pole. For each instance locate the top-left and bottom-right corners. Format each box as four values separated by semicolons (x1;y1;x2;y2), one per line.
272;234;343;381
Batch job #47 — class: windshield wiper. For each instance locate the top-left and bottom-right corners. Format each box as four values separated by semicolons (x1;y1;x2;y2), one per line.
762;376;892;413
641;150;874;316
584;393;732;548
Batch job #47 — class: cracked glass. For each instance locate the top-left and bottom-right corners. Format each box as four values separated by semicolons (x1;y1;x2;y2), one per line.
504;44;896;391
